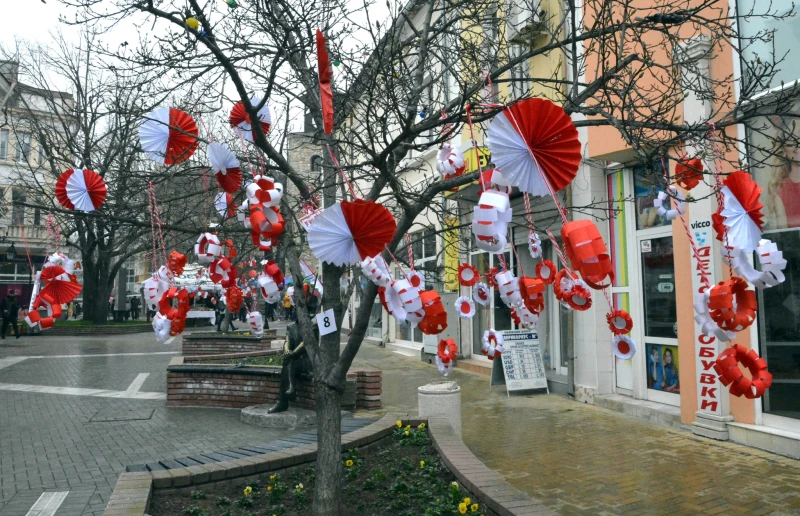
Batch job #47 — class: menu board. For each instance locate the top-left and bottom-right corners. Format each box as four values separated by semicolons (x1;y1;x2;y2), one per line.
490;330;548;394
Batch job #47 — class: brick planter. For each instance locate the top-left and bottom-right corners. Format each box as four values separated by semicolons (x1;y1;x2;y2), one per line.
36;323;152;336
104;415;549;516
181;330;278;356
166;354;381;411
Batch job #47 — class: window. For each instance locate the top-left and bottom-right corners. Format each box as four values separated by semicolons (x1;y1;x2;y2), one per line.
633;159;670;230
37;141;45;165
0;129;8;160
737;0;800;92
310;155;323;173
15;133;31;163
11;189;26;225
509;44;530;98
33;207;40;226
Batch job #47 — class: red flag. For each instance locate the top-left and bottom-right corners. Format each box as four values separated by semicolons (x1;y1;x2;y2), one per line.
316;29;334;134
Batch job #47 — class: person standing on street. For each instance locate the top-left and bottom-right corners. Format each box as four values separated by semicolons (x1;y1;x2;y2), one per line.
0;292;21;339
282;292;291;321
130;296;140;320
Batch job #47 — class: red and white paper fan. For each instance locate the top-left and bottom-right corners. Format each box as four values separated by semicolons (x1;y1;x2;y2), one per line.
39;265;82;304
55;169;107;212
719;171;764;253
139;108;199;165
454;296;475;319
488;98;581;196
229;98;271;142
208;142;242;194
215;192;237;218
308;200;396;266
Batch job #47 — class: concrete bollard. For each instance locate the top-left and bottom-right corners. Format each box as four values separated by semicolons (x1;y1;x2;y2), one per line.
418;381;462;438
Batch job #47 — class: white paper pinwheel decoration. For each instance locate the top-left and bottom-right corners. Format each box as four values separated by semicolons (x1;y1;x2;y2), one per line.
139;108;199;165
719;171;764;253
229;98;271;142
194;233;223;264
307;199;396;266
473;282;491;306
406;270;425;290
208;142;242;194
725;239;787;289
55;169;107;212
653;186;686;221
454;296;476;319
472;189;512;253
247;311;264;337
436;143;465;178
612;335;637;360
215;192;236;218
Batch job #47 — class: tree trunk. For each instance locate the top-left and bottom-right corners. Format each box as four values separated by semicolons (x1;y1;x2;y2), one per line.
81;260;110;323
313;380;342;515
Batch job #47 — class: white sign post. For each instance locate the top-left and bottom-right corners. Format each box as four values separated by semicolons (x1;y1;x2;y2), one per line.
316;308;337;335
490;330;548;394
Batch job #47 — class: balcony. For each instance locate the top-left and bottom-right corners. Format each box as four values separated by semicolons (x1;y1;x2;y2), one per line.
1;224;49;253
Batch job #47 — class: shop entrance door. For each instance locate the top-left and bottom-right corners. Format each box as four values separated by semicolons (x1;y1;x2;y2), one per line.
638;235;681;406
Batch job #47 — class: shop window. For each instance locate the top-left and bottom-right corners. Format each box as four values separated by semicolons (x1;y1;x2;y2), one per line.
640;236;677;339
633;159;670;230
737;0;800;92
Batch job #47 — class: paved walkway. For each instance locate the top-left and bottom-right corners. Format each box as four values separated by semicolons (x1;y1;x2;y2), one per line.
353;345;800;516
0;324;293;516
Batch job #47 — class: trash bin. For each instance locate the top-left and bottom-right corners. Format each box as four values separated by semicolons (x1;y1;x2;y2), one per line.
418;381;461;438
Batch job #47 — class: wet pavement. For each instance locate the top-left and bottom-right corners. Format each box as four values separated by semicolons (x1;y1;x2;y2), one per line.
1;326;799;515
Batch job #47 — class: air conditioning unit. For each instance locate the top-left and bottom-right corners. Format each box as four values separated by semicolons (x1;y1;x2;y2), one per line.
509;3;546;46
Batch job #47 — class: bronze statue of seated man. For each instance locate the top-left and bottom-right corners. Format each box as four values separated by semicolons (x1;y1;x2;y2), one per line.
268;322;316;413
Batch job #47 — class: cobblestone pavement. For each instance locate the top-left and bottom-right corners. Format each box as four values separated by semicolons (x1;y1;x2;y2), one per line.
0;324;293;516
353;345;800;516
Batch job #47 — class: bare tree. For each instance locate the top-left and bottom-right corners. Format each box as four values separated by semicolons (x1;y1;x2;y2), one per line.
56;0;799;512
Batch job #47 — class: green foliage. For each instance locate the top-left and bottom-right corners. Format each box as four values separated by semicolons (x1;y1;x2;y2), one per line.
189;490;206;500
183;507;205;516
215;496;231;507
393;425;430;447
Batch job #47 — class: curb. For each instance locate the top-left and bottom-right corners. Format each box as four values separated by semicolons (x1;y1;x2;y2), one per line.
104;414;549;516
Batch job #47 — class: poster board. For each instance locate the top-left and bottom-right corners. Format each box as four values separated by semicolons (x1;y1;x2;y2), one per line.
490;329;548;394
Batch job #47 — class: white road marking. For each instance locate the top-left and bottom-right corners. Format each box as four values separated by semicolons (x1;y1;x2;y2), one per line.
0;357;27;370
25;351;179;359
124;373;150;396
25;491;69;516
0;382;165;400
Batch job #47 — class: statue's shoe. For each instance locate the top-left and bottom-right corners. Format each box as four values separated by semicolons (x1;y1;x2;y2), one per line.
267;402;289;414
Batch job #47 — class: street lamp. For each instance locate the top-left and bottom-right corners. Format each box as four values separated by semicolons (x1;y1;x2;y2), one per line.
5;243;16;261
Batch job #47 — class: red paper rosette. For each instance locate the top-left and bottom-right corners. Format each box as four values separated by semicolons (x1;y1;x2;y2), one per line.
714;343;772;399
708;278;757;332
158;287;190;321
457;263;479;287
561;220;613;289
168;251;187;276
488;98;581;196
316;29;334;135
226;286;244;313
607;310;633;335
566;284;592;311
418;290;448;335
486;267;499;288
438;338;458;363
229;99;271;141
535;260;556;284
675;158;703;191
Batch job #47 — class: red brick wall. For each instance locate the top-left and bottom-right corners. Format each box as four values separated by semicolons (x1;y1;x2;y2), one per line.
182;332;276;356
166;360;381;411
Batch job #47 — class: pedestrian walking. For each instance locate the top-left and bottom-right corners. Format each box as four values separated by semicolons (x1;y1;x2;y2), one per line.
130;296;140;320
282;292;291;321
1;292;21;339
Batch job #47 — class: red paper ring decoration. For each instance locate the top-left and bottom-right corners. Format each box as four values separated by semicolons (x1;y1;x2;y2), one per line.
486;267;499;288
418;290;448;335
674;158;703;191
708;278;757;332
607;310;633;335
438;338;458;363
458;263;479;287
566;284;592;311
713;343;772;399
158;287;190;321
561;220;614;289
553;269;570;302
535;260;556;284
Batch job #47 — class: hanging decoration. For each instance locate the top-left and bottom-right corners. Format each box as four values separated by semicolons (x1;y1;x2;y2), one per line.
519;276;545;314
436;143;465;179
144;267;171;311
496;270;522;308
486;267;499;288
675;158;703;191
258;260;285;304
481;329;504;360
653;186;686;220
208;142;242;194
693;289;736;343
361;255;391;286
37;253;82;305
479;169;513;195
457;263;479;287
229;98;271;142
561;220;613;289
606;310;634;335
406;270;425;290
168;251;187;276
194;232;223;264
472;189;512;253
725;239;787;289
316;29;335;135
528;232;542;259
437;338;458;376
707;278;757;333
418;290;448;335
612;335;637;360
139;107;199;165
454;296;475;319
247;311;264;337
535;260;556;284
472;282;490;306
55;169;107;212
717;171;764;252
307;199;396;266
215;192;237;218
225;286;244;313
714;343;772;399
487;98;581;196
553;269;592;311
154;287;190;343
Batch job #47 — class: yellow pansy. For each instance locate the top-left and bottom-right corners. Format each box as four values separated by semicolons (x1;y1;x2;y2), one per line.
419;460;425;468
418;423;426;429
458;502;468;514
405;431;410;436
345;459;354;467
267;485;272;491
471;504;479;512
464;497;471;505
243;486;252;496
396;420;402;427
269;475;276;482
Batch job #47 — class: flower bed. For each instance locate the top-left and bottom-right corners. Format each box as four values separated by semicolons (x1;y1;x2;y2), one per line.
148;422;496;516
